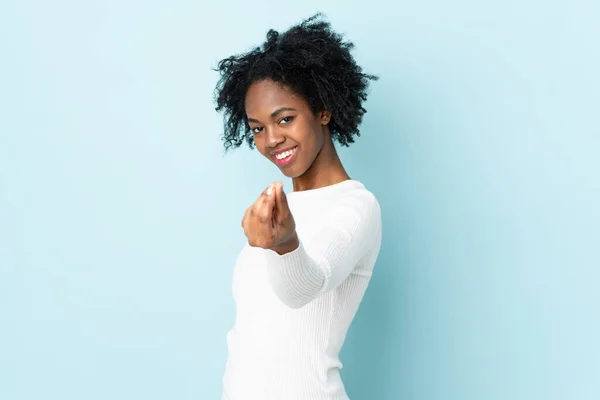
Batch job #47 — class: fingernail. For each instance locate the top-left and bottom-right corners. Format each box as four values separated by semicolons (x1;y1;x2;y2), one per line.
267;185;273;195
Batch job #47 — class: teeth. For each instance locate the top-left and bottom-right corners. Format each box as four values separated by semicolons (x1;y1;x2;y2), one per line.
276;148;294;160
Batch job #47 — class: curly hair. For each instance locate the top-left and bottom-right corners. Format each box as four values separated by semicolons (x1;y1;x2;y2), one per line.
213;13;378;151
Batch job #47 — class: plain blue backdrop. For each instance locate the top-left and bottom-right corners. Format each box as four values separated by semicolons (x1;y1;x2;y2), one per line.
1;1;599;399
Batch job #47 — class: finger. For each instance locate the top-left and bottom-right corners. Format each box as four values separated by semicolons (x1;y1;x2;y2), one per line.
274;181;289;214
253;182;274;207
250;190;268;217
250;187;275;247
258;185;276;224
266;182;274;197
246;183;276;247
247;198;267;248
241;207;250;229
252;182;275;217
243;207;255;240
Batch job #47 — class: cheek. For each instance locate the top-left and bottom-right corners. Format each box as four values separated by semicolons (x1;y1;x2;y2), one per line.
296;119;320;145
253;136;267;156
292;126;320;169
302;121;324;151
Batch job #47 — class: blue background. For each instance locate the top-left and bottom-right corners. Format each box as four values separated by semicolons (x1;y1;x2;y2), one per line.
1;1;599;399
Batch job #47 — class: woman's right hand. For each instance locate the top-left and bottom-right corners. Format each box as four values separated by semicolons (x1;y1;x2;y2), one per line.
241;182;298;253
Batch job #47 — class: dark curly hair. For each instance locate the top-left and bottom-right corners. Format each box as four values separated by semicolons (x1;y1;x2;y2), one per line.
213;13;378;151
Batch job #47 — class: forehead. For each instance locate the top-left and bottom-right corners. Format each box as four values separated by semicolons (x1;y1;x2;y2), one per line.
245;79;307;116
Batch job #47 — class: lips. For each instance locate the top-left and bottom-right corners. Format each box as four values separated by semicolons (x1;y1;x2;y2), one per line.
272;146;298;167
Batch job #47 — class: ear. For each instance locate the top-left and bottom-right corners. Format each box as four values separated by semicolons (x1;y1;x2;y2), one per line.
319;111;331;125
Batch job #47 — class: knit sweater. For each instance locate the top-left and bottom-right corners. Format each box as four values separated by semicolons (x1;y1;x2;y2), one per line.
222;179;382;400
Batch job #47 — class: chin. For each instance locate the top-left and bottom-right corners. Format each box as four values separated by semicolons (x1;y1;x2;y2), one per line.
279;169;296;178
279;166;305;179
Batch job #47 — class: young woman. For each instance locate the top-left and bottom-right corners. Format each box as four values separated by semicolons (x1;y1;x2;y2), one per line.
214;14;382;400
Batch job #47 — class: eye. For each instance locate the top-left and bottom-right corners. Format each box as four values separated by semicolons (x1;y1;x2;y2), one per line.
279;116;294;125
251;126;263;134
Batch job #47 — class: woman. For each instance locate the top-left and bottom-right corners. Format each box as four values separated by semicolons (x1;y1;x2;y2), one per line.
214;14;382;400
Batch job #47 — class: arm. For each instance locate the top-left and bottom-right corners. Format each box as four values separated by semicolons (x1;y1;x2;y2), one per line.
263;195;381;309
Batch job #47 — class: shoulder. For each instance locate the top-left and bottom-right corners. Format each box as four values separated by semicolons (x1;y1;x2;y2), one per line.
335;182;381;225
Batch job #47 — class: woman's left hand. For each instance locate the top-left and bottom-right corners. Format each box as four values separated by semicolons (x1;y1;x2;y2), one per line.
242;181;299;254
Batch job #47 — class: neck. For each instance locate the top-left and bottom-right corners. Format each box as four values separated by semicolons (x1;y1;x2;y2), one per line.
292;133;350;192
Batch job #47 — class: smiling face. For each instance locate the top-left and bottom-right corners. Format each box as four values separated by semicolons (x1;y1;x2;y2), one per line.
245;79;331;178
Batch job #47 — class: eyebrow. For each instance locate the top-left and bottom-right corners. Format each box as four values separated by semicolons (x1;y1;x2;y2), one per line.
247;107;297;124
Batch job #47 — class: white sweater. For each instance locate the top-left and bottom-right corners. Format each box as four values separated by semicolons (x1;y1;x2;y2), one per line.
222;179;382;400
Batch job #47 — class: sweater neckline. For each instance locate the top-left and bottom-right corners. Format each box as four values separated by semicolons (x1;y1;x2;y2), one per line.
286;179;364;200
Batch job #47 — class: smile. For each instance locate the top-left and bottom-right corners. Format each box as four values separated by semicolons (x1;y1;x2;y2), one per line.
273;146;298;166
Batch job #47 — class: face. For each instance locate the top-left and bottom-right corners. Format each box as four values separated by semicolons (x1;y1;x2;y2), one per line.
245;79;331;178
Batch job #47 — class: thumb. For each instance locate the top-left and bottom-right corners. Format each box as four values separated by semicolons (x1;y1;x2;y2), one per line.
274;181;289;214
266;183;277;212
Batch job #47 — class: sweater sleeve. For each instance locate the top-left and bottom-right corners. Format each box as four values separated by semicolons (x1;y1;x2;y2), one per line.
263;194;381;309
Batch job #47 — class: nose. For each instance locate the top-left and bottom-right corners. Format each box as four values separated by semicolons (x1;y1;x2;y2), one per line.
265;126;285;148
